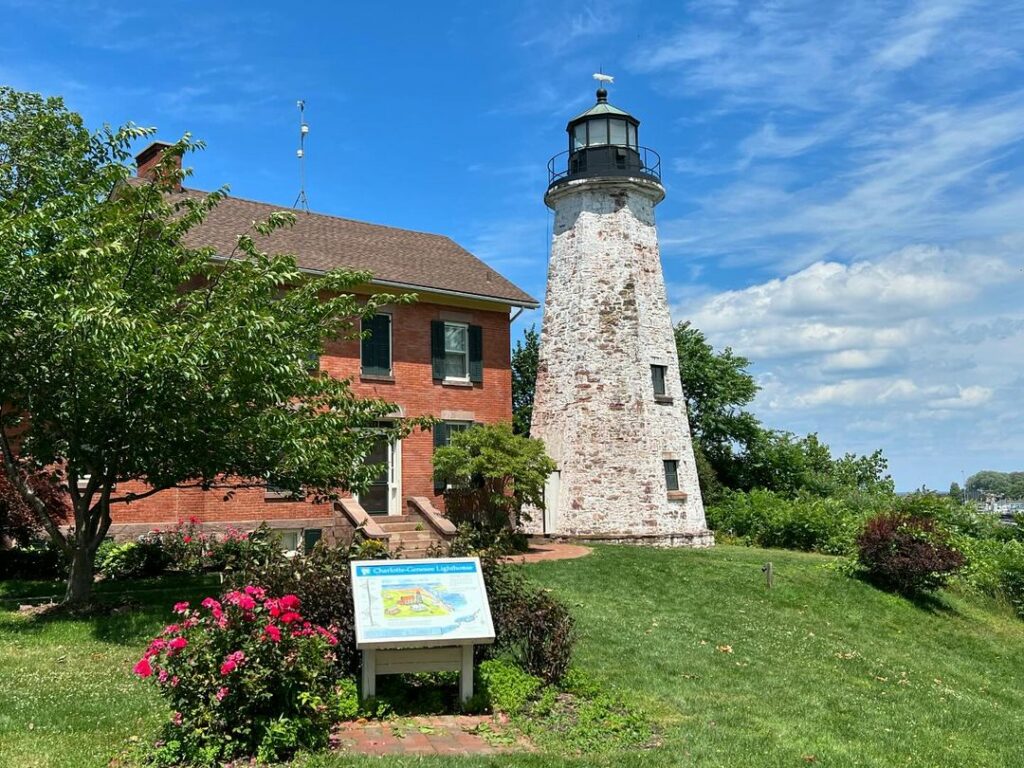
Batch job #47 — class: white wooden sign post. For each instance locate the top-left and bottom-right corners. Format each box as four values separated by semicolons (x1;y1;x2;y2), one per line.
351;557;495;702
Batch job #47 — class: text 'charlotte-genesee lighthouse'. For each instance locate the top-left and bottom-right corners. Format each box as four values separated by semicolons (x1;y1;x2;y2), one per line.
527;80;713;548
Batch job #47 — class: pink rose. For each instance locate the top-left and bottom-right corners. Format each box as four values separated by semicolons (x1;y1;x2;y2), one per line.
264;624;282;643
316;626;339;646
168;636;187;652
279;594;301;611
279;611;302;625
133;657;153;678
172;602;189;614
201;597;223;618
220;650;245;676
172;711;183;726
225;591;256;611
216;686;230;702
244;585;266;601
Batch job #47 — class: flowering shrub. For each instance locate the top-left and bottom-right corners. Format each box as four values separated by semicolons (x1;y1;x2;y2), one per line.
227;541;361;677
154;518;273;575
134;587;343;764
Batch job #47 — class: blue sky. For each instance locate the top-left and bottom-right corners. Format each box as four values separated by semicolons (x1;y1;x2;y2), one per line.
4;0;1023;491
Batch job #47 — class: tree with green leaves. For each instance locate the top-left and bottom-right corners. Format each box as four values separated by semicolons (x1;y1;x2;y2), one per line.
511;325;539;435
674;321;762;492
966;470;1024;499
0;87;422;604
433;422;555;533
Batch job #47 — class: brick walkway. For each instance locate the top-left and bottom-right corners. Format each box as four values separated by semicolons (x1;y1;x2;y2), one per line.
503;539;592;564
334;715;529;756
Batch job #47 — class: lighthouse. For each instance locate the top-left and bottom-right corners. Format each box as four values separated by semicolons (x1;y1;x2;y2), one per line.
527;83;712;547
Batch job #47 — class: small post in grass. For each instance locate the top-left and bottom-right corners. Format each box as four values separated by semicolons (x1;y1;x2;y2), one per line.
762;562;774;589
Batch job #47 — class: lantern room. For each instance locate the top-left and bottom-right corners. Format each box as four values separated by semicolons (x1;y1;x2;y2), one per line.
547;87;661;190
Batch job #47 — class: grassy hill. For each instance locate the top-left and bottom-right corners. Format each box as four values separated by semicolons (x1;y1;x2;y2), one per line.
1;545;1022;767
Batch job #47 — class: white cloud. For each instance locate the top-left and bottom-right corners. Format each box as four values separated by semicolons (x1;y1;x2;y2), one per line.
678;241;1024;486
874;0;968;71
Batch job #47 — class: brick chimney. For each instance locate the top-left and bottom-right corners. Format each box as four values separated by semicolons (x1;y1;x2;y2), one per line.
134;141;182;189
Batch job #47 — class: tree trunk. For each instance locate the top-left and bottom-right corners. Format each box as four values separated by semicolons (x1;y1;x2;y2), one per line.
64;545;96;605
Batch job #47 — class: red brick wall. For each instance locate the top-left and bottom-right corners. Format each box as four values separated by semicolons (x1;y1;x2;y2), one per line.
108;299;512;535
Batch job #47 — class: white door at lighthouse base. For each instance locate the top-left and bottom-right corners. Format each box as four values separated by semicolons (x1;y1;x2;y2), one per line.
543;470;561;534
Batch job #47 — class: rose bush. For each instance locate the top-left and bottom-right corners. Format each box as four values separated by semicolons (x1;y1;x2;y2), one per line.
134;587;344;765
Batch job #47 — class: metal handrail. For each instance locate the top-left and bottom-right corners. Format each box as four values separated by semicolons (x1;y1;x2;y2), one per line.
547;145;662;186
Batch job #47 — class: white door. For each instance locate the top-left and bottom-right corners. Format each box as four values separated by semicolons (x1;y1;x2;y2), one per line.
543;470;560;534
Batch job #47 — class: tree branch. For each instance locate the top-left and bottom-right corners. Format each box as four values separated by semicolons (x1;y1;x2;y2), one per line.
0;409;71;554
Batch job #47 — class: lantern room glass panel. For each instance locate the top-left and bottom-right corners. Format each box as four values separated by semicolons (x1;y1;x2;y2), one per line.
573;123;587;150
589;119;608;145
627;123;637;147
610;119;627;146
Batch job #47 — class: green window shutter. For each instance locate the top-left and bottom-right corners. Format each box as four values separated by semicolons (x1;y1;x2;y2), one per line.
468;325;483;383
433;422;449;449
303;528;322;551
430;320;446;380
361;315;391;376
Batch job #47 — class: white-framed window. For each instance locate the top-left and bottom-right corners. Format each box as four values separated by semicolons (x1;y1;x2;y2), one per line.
277;529;301;557
444;322;469;380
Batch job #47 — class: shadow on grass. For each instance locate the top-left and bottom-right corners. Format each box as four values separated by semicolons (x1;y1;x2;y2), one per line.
364;673;472;717
0;573;222;646
852;572;960;616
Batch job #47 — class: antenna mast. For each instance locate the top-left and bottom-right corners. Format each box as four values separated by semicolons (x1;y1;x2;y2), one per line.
294;99;309;212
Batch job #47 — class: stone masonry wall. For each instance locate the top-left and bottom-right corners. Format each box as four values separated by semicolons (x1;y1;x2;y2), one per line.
528;177;711;545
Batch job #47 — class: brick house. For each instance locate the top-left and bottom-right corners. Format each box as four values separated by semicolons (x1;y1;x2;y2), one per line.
109;143;537;554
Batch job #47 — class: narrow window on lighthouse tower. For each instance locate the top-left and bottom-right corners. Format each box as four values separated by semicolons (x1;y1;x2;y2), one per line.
663;460;680;492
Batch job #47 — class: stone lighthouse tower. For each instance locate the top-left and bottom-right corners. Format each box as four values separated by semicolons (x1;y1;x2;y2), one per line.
528;84;712;547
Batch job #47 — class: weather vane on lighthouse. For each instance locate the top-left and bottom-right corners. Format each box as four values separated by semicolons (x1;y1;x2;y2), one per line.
592;71;614;85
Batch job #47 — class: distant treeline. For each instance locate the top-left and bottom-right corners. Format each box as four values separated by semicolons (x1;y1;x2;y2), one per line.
966;471;1024;499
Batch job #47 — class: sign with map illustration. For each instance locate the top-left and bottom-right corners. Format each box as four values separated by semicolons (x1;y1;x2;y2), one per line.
350;557;495;649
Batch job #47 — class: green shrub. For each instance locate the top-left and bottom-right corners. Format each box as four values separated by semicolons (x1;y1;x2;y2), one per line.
134;587;341;765
478;659;541;714
956;536;1024;618
348;536;393;561
0;538;67;580
335;677;360;720
706;489;881;554
433;422;556;536
98;540;169;580
477;553;575;683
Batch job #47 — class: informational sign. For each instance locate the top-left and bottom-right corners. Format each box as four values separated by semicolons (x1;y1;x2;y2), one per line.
350;557;495;650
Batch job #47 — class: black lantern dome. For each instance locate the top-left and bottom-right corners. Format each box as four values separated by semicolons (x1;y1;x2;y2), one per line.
547;87;661;190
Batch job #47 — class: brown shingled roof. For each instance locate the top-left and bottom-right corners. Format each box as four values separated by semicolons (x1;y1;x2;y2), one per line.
171;185;538;307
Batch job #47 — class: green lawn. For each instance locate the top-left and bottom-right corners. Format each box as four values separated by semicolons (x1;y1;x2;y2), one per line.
2;546;1023;767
